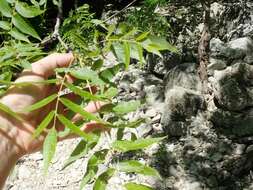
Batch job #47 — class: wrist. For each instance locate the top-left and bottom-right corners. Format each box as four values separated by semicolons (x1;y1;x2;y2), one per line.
0;117;20;189
0;111;23;159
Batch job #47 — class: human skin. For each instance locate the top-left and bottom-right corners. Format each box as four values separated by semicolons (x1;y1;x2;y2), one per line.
0;53;105;189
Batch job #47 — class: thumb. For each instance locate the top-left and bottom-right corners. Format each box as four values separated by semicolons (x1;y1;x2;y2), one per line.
31;53;74;78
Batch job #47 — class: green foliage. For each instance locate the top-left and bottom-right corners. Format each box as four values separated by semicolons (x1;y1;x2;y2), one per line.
0;2;173;189
112;137;166;152
124;182;153;190
0;0;44;41
124;1;170;38
43;127;57;175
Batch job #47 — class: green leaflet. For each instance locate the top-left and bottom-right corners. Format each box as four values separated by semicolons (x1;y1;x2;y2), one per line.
101;87;118;99
80;150;108;189
59;98;104;123
57;114;98;142
115;160;161;178
64;83;103;101
12;13;41;40
43;127;57;175
62;140;88;170
112;118;145;129
113;100;141;115
0;0;12;17
0;102;23;121
123;42;130;69
32;111;55;139
15;1;44;18
9;28;30;42
112;137;165;152
0;21;10;30
93;168;115;190
124;183;153;190
22;94;58;112
136;32;150;41
70;68;99;82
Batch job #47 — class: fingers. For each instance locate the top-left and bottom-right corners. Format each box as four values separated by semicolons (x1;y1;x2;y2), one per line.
31;53;74;78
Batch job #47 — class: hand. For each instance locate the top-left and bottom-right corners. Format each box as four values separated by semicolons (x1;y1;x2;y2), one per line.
0;53;104;157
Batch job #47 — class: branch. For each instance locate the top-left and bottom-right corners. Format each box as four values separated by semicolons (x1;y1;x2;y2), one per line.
39;0;68;50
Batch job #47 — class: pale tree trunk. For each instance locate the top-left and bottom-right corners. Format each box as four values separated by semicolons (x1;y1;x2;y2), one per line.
198;0;211;93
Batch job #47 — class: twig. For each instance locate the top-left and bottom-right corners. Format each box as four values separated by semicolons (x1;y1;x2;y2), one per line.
39;0;68;50
104;0;138;23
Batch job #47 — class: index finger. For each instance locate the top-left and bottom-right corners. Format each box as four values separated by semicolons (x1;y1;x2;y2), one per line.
31;53;74;78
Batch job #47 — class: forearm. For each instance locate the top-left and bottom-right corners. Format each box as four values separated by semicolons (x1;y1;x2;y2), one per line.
0;113;20;190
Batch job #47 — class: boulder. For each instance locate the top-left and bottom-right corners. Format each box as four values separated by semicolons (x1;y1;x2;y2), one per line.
212;62;253;111
161;87;205;136
209;37;253;61
210;108;253;137
164;62;202;92
208;58;227;76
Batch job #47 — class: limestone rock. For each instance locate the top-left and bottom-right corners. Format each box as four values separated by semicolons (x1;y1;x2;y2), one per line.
210;37;253;61
164;62;201;92
161;87;205;136
208;58;227;75
212;62;253;111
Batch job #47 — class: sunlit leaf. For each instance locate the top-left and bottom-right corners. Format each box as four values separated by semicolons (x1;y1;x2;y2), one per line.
136;32;150;41
64;83;103;101
101;87;118;99
9;28;30;42
59;98;104;123
93;168;115;190
15;1;44;18
43;127;57;175
115;160;161;178
0;21;10;30
12;13;41;40
23;94;57;112
32;111;55;139
124;183;153;190
80;150;108;189
112;137;165;152
112;118;145;129
0;102;23;121
0;0;12;17
62;140;88;170
113;100;141;115
57;114;98;142
124;42;130;69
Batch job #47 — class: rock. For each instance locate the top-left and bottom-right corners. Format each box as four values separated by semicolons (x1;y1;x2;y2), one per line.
164;62;202;92
210;108;253;136
246;145;253;154
227;37;253;57
209;38;228;58
161;87;205;136
147;52;182;75
144;85;164;106
210;37;253;61
145;108;157;118
244;55;253;65
208;58;227;75
212;62;253;111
